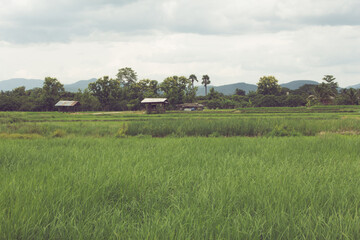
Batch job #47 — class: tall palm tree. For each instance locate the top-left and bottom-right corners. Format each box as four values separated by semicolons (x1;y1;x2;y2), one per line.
189;74;198;89
314;75;338;104
342;88;358;105
202;75;210;96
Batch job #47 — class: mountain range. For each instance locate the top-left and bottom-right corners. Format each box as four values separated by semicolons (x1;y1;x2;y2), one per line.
195;80;319;96
0;78;357;95
0;78;97;92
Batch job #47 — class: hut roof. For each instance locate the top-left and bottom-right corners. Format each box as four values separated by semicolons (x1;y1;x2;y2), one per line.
55;101;80;107
141;98;168;104
177;103;204;108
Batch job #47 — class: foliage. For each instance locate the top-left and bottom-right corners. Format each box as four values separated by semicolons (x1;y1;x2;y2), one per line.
51;129;66;138
314;75;339;104
235;88;246;96
201;75;210;95
284;95;307;107
137;79;159;98
337;88;359;105
189;74;198;88
115;123;128;138
266;124;302;137
88;76;122;110
0;70;359;112
257;75;281;95
116;67;138;87
41;77;65;111
160;76;194;108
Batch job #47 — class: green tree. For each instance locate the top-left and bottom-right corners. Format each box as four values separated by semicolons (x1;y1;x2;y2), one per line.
256;76;281;95
138;79;159;97
208;87;223;100
338;88;358;105
314;75;338;104
292;84;316;97
235;88;246;96
75;89;101;111
202;75;210;96
41;77;65;111
284;95;307;107
88;76;121;110
160;76;193;108
323;75;338;91
116;67;138;87
189;74;198;89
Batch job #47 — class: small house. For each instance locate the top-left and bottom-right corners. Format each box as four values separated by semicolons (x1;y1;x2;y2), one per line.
141;98;169;114
55;100;80;112
177;103;204;111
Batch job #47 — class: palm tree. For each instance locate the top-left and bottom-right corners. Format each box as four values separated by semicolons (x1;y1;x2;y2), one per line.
202;75;210;96
189;74;198;89
342;88;358;105
314;75;338;104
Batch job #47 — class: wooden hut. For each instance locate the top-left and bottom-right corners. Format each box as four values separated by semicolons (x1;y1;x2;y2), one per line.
141;98;169;114
177;103;204;111
55;100;80;112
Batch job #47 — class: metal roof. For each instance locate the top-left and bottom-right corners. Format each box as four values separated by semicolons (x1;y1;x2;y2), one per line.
55;101;79;107
141;98;168;104
177;103;204;108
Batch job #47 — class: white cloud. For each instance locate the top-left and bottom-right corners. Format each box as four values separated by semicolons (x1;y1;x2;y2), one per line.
0;0;359;87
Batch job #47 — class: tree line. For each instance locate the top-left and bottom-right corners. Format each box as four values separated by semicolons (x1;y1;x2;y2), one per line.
0;68;359;111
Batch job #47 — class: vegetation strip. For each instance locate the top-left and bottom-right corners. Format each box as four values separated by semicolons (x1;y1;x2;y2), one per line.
2;136;360;239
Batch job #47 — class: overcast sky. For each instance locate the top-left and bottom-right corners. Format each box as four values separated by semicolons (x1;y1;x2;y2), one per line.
0;0;359;87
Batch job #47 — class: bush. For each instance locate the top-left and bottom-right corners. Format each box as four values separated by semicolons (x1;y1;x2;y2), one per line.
208;131;221;137
115;123;128;138
285;95;307;107
267;125;302;137
52;129;66;138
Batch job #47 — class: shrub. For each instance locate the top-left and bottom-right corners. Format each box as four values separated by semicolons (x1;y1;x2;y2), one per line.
208;131;221;137
52;129;66;138
115;123;128;138
267;125;302;137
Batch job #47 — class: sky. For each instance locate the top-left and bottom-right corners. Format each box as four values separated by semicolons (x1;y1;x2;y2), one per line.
0;0;360;87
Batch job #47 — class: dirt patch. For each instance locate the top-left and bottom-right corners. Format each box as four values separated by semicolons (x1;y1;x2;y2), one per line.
318;130;360;136
341;116;360;120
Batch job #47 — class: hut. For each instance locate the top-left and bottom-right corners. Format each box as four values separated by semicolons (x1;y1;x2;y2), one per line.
55;100;80;112
141;98;169;114
177;103;204;111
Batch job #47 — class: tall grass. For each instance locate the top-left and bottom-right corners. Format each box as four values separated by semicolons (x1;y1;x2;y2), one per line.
1;136;360;239
127;118;360;137
1;117;360;138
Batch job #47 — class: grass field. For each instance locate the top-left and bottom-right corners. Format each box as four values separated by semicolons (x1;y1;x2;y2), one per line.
1;106;360;239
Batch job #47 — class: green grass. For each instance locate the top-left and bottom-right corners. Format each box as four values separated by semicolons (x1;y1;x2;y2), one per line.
1;136;360;239
1;115;360;138
2;108;360;239
1;106;360;138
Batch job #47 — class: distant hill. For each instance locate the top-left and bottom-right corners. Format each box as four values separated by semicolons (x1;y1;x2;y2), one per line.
196;82;257;96
64;78;97;92
196;80;319;96
280;80;318;90
0;78;43;91
0;78;97;92
346;83;360;89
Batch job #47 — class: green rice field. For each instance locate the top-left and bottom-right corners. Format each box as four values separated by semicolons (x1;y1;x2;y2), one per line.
1;106;360;239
